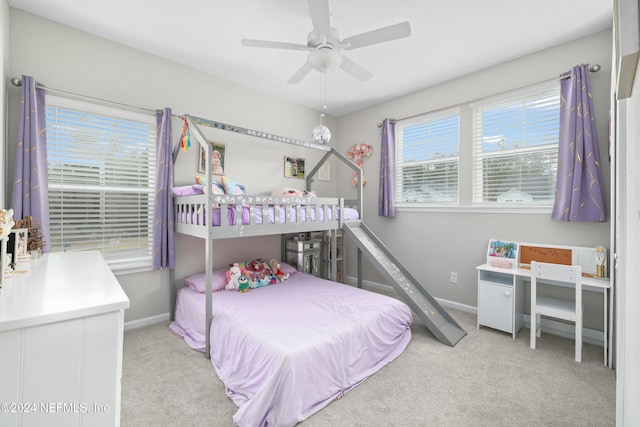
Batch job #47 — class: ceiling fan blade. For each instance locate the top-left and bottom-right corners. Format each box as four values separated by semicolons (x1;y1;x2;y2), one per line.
340;55;373;82
307;0;331;38
241;39;309;51
342;22;411;50
287;62;314;84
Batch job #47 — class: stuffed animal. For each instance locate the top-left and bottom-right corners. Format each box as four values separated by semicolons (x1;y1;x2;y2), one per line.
237;275;250;293
225;263;242;290
244;258;275;288
271;187;305;198
269;259;290;282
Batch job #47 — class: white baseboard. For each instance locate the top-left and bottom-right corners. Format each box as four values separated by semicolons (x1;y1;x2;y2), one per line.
345;275;603;347
345;275;477;314
124;313;170;331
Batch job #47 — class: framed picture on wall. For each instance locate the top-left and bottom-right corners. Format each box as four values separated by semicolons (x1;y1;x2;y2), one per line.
318;161;331;181
284;156;305;179
198;141;226;175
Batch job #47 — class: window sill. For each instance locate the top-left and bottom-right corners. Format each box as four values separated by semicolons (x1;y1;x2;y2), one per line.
395;204;553;215
111;264;154;276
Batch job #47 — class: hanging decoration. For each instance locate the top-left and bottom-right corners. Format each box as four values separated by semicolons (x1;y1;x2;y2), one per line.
312;71;331;145
347;143;373;186
181;116;191;151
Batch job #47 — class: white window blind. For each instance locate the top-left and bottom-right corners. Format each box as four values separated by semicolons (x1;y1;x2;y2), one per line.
45;96;156;270
471;82;560;205
395;108;460;204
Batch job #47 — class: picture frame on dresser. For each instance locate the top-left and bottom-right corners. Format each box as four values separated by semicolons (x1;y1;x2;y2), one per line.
9;228;29;263
0;237;6;287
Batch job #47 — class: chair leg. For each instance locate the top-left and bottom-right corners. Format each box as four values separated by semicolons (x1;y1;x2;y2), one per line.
530;313;536;350
575;320;582;362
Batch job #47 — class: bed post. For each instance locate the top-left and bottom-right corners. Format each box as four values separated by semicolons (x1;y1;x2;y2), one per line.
170;133;184;321
185;115;215;359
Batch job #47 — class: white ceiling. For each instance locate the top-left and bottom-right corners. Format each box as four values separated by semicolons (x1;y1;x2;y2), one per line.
8;0;612;117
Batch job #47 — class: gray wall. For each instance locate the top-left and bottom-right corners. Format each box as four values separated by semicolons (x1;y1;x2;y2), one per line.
335;30;612;330
5;9;611;332
6;9;338;323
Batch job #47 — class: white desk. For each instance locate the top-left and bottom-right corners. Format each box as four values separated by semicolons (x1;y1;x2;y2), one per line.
476;263;611;366
0;251;130;427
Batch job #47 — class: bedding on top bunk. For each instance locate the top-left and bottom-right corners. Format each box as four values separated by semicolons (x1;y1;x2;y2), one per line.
176;203;359;227
169;270;412;427
173;183;359;226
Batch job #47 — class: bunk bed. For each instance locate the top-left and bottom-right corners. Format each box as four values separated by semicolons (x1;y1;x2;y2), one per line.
168;116;413;427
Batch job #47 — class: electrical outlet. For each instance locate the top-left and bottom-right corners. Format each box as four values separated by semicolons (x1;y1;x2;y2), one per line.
450;272;458;284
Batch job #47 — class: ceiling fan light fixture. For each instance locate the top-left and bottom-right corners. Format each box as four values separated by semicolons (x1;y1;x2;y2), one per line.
308;49;343;72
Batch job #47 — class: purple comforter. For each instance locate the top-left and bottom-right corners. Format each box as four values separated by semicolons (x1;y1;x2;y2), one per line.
169;273;412;426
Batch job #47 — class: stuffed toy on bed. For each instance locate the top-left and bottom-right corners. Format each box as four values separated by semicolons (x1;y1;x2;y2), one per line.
237;275;250;293
225;263;244;290
271;187;305;198
269;259;290;282
244;258;279;288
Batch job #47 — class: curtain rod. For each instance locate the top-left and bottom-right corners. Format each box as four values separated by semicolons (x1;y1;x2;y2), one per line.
10;77;327;149
377;64;601;128
10;77;163;117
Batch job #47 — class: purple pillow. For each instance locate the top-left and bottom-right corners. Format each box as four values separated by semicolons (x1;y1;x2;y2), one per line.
184;268;227;293
279;262;298;275
172;185;204;196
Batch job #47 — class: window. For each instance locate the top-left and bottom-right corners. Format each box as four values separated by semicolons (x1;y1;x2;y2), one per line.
45;96;156;271
471;82;560;205
394;81;560;210
395;108;460;204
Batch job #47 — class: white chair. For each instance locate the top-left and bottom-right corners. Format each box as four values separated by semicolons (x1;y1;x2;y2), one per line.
529;261;583;362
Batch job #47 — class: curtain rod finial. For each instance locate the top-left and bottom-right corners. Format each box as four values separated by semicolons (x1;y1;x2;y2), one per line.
10;77;22;87
590;64;601;73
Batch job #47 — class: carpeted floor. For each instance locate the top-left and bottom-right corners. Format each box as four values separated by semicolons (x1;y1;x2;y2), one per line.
121;308;615;426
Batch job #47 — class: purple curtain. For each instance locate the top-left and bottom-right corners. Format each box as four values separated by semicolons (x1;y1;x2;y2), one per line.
378;118;396;217
152;108;175;269
11;75;50;252
551;64;607;222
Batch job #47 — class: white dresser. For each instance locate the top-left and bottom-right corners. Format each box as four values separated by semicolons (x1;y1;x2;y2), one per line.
0;251;130;427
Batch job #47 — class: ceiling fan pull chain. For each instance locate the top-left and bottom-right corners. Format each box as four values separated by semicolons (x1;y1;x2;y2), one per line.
322;71;327;114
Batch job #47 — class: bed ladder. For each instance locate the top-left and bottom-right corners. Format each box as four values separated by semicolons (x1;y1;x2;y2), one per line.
342;220;466;347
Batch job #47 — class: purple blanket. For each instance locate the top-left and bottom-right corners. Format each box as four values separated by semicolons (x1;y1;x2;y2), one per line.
169;273;412;426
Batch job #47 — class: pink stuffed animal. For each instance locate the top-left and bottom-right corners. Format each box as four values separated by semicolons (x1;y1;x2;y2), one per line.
271;187;304;197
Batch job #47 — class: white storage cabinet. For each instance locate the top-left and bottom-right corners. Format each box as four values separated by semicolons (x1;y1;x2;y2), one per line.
477;267;524;338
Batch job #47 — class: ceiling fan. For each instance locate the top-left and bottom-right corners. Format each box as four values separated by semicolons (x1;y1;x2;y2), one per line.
241;0;411;84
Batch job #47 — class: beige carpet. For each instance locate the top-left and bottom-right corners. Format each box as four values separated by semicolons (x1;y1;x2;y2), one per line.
121;308;615;426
